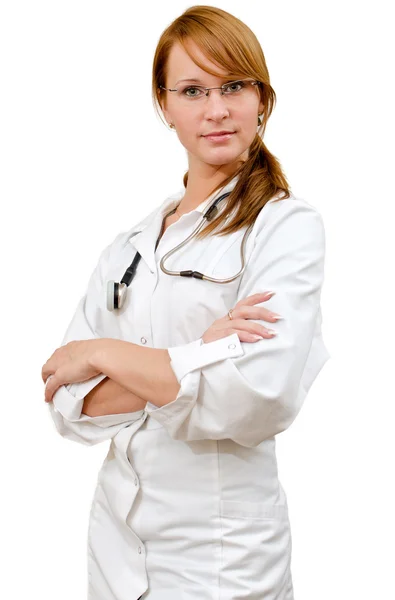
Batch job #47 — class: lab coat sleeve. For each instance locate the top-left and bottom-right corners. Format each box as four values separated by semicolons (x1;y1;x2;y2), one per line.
145;199;330;447
47;233;146;446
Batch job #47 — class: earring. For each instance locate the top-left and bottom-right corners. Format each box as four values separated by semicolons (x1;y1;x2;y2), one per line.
258;114;263;126
169;123;175;129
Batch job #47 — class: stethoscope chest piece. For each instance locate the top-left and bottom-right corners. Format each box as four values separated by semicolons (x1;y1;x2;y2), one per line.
107;280;127;311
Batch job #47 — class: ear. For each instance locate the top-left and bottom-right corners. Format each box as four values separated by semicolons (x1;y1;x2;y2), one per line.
158;89;171;123
162;108;172;124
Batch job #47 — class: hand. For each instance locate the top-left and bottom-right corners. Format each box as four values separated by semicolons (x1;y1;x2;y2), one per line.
42;339;103;403
202;291;282;344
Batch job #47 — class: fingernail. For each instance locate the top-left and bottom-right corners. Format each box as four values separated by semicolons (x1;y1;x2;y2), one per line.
252;335;264;340
267;329;277;336
272;315;284;321
264;291;275;298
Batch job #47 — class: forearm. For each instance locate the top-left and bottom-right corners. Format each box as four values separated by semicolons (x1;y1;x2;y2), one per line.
90;339;180;408
82;376;147;417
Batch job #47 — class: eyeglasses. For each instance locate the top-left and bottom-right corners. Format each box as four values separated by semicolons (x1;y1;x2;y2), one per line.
159;79;262;104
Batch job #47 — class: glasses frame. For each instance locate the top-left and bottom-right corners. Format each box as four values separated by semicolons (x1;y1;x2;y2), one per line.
159;78;262;99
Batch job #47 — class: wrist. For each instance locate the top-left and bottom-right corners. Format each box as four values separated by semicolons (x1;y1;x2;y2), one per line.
89;338;115;374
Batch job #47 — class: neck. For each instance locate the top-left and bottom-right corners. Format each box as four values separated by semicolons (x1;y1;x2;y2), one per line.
177;158;245;213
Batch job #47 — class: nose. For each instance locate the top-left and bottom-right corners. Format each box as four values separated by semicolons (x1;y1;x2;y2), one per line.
203;89;230;121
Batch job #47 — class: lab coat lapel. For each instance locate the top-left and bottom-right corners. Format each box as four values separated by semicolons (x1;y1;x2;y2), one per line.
128;174;240;275
128;216;161;274
128;195;181;274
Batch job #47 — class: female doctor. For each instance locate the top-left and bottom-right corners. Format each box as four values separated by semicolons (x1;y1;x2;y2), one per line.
41;6;330;600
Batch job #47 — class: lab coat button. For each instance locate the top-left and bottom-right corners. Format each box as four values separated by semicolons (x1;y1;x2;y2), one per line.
228;343;236;349
138;546;142;554
141;337;147;344
134;477;138;486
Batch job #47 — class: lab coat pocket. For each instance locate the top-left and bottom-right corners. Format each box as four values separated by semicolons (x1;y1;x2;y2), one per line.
219;500;292;598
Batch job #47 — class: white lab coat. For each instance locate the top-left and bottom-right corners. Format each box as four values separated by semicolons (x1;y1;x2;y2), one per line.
47;174;330;600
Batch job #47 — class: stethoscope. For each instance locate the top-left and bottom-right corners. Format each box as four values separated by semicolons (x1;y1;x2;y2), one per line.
106;191;254;311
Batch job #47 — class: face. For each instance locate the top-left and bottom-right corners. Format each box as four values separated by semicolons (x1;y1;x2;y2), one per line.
160;40;264;170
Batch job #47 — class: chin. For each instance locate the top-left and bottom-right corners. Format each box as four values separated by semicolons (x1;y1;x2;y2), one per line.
205;150;239;162
202;156;236;167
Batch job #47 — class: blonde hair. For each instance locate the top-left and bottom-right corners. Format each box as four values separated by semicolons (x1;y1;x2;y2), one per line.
152;5;291;239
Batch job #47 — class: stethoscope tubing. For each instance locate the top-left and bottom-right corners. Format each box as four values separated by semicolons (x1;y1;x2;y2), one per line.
160;215;253;283
107;190;253;310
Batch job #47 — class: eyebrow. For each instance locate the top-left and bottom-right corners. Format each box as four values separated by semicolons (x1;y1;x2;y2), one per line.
175;77;232;85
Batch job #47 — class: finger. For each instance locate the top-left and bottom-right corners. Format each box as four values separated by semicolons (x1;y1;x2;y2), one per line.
235;291;275;309
41;365;48;383
227;327;274;343
227;319;277;338
44;377;60;403
237;304;282;323
41;362;55;384
41;346;64;383
236;330;266;343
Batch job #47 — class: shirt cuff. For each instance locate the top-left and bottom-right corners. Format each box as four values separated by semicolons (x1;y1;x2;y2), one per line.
65;373;108;402
167;333;244;382
144;333;244;415
51;383;145;427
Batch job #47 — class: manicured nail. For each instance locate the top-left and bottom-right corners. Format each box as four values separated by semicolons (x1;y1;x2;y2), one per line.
264;291;275;298
266;329;277;336
252;335;264;340
272;315;284;321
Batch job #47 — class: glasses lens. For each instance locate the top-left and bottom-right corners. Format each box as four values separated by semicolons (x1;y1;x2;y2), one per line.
176;80;258;102
222;80;247;94
177;85;206;100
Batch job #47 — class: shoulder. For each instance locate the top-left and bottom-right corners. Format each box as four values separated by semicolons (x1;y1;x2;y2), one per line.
253;192;326;242
242;193;327;268
259;191;324;223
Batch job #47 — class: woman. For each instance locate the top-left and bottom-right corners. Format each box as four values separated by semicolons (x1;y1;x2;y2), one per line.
42;6;330;599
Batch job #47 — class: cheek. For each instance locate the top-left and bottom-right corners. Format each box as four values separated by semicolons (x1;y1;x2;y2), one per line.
236;108;258;131
230;127;256;155
176;125;202;153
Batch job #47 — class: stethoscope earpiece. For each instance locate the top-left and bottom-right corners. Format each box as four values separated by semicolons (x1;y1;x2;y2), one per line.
107;280;128;312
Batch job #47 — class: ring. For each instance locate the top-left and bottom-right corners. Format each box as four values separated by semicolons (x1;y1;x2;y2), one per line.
228;308;234;320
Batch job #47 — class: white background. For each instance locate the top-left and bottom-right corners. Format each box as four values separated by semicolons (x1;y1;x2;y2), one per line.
1;1;394;598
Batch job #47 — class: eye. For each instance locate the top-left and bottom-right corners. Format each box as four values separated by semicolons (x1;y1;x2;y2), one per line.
223;81;245;93
182;86;204;97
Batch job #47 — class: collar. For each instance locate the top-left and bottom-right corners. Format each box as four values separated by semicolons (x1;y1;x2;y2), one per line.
159;172;241;218
128;173;240;274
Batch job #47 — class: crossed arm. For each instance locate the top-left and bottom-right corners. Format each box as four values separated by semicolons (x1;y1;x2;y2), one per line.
81;377;147;417
48;200;329;448
81;342;182;416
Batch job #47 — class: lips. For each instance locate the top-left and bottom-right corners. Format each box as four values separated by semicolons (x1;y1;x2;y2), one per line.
203;131;235;137
203;132;235;142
